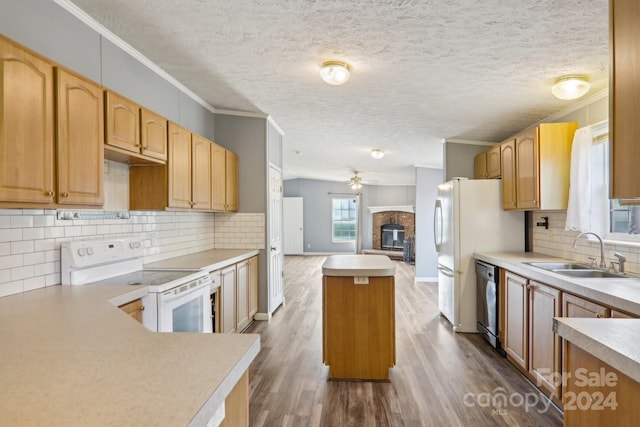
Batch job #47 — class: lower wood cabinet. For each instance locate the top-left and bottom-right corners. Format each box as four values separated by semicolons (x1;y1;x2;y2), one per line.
118;299;144;323
562;293;609;318
216;256;259;334
504;271;528;371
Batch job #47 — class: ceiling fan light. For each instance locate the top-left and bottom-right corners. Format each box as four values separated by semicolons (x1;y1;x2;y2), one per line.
551;75;590;100
320;61;351;85
370;149;385;159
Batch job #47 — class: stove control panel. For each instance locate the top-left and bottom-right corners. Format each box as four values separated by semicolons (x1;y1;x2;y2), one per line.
61;237;144;268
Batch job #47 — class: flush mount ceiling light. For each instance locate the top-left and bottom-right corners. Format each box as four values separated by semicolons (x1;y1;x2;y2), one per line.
551;75;591;100
320;61;351;85
370;149;385;159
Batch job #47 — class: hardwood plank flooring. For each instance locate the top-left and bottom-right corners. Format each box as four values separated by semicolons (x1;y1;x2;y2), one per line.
244;256;563;426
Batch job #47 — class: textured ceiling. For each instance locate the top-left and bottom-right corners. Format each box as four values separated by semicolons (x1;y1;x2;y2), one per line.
70;0;609;185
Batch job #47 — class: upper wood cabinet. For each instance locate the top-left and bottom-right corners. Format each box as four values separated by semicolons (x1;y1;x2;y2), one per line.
610;0;640;200
56;68;104;206
500;139;517;210
191;133;212;211
501;122;577;210
167;122;193;209
211;142;239;212
0;36;55;205
474;144;501;179
140;108;168;161
104;90;166;165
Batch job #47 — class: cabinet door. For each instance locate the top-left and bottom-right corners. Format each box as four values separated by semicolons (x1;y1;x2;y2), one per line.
528;281;561;398
236;260;250;332
610;309;635;318
610;0;640;200
118;299;144;323
140;108;167;161
56;68;104;206
503;271;528;371
515;127;540;209
191;134;211;210
249;256;259;318
105;91;140;153
474;152;487;179
562;293;609;318
210;142;227;211
500;140;517;210
220;265;237;333
226;150;239;211
0;37;55;204
167;122;192;209
486;144;501;178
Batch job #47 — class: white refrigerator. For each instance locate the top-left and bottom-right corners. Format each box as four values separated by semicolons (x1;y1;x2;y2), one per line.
434;178;524;332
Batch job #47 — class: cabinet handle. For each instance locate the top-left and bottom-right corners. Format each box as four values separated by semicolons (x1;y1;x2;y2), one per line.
139;305;145;311
62;192;69;198
595;313;602;318
46;191;55;196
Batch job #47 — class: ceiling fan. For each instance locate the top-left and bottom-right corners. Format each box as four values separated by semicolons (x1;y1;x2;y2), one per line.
347;171;377;189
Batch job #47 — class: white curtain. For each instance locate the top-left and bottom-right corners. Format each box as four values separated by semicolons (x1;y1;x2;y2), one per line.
565;126;608;232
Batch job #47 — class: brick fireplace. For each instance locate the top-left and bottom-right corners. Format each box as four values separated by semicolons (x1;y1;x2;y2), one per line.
371;210;415;251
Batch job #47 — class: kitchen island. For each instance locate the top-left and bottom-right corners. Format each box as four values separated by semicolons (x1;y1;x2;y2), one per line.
0;269;259;426
322;254;396;380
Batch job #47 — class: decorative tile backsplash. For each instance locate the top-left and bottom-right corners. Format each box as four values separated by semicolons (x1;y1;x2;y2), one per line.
0;209;265;297
532;211;640;274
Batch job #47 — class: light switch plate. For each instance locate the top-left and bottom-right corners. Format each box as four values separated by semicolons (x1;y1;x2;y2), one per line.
354;276;369;284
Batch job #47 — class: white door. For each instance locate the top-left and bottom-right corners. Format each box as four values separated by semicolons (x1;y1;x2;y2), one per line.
268;164;284;313
283;197;304;254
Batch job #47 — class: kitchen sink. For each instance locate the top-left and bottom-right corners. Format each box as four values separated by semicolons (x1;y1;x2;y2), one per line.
553;269;628;279
525;262;591;270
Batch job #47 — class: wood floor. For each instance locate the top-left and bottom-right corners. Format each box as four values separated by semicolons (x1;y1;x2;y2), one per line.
244;256;563;426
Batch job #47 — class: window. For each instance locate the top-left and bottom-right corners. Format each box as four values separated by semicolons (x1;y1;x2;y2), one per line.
610;200;640;235
332;198;357;242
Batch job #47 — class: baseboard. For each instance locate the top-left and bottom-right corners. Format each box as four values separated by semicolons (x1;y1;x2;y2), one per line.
415;276;438;282
253;312;271;321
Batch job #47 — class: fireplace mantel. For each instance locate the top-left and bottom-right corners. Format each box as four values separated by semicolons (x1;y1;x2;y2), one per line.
367;205;414;214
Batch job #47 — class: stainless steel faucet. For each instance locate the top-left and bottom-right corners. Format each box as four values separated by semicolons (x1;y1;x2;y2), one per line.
573;232;606;269
614;252;627;274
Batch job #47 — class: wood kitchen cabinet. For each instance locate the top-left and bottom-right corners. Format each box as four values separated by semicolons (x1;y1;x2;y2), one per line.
211;143;239;212
528;280;561;400
191;133;212;210
167;122;193;209
248;256;259;318
562;292;609;318
104;90;166;165
610;0;640;201
474;144;501;179
56;68;104;206
503;272;562;401
0;36;55;205
118;299;144;323
501;122;577;210
503;271;528;371
236;259;250;332
220;264;237;334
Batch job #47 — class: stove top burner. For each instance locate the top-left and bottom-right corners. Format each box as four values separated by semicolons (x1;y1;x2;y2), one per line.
88;269;202;287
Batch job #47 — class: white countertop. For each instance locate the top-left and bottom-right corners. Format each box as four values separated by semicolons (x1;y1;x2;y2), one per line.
475;251;640;385
554;318;640;383
0;251;261;427
145;248;259;272
322;254;396;277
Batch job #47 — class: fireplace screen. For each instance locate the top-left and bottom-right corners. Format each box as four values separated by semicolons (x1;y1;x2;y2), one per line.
381;224;404;250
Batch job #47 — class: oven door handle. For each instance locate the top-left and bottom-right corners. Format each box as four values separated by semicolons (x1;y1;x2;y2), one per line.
158;278;211;305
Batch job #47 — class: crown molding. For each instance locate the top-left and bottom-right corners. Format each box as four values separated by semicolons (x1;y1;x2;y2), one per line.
53;0;216;114
542;87;609;123
443;139;498;146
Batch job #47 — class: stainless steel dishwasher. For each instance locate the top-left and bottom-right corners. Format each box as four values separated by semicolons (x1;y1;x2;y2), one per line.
476;260;504;355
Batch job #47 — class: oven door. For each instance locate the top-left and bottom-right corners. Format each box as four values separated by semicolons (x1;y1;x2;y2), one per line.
157;277;213;333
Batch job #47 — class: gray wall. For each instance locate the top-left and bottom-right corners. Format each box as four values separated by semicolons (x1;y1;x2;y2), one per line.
0;0;215;139
443;141;491;181
552;95;608;128
283;179;416;253
415;167;443;279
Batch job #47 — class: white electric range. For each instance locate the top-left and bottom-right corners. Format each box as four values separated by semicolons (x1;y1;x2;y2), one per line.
61;237;212;333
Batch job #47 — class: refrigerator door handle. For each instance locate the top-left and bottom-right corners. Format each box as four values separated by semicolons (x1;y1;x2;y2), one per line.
438;264;455;277
434;199;443;252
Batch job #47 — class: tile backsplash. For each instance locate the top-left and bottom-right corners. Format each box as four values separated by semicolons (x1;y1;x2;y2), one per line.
532;211;640;274
0;209;265;298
